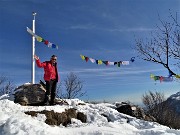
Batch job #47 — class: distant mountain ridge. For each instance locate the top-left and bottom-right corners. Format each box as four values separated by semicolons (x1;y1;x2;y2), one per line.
166;91;180;114
168;92;180;101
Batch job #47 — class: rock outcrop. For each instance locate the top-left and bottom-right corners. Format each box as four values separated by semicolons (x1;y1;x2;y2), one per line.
25;108;87;126
115;102;156;122
14;83;46;106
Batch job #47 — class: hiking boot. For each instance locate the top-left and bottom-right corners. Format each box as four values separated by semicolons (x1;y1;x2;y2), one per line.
44;95;51;106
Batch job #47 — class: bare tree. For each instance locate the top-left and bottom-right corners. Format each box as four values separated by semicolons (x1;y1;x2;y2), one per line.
62;72;85;99
0;75;15;95
142;91;165;114
135;11;180;76
142;91;180;129
56;82;62;98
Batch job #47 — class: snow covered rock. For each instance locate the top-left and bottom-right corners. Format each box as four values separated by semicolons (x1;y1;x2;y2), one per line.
115;102;156;122
25;108;87;126
14;83;46;106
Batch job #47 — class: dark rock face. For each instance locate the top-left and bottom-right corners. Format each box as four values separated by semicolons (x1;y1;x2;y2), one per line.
14;83;46;106
77;112;87;123
115;102;156;122
116;104;133;116
25;108;87;126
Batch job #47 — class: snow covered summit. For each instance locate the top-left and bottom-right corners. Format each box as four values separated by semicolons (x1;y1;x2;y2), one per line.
0;94;180;135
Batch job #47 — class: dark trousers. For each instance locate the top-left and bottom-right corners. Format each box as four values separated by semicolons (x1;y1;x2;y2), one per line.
44;80;57;104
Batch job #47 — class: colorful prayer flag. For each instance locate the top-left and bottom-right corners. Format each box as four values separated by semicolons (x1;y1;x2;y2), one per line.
80;55;134;67
150;74;173;82
26;27;58;49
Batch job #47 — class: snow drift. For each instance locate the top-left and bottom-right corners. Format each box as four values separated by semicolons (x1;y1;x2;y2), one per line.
0;94;180;135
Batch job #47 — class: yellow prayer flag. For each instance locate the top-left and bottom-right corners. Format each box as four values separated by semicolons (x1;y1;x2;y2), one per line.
36;36;43;42
175;75;180;79
98;60;103;65
80;55;85;60
150;74;154;78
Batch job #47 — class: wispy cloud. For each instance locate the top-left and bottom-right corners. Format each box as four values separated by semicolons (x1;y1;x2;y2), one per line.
67;23;157;33
60;66;165;77
108;27;158;32
69;24;96;30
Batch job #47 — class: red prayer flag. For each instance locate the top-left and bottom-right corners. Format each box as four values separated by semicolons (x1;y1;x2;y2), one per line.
44;40;49;45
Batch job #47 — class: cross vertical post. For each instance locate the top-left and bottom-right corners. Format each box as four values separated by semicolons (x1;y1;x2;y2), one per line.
32;12;36;84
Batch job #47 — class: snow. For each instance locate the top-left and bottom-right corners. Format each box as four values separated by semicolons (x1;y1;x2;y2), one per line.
168;92;180;100
0;94;180;135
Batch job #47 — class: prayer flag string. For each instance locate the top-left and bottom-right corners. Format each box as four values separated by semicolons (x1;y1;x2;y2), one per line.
27;27;58;49
150;73;180;82
80;55;135;67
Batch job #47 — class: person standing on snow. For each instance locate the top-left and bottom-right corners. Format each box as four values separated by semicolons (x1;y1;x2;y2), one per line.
34;54;59;105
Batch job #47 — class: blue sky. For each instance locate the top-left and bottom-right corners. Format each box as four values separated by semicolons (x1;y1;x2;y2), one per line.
0;0;179;104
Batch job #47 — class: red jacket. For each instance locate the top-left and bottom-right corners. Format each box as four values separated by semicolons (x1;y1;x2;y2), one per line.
36;59;59;82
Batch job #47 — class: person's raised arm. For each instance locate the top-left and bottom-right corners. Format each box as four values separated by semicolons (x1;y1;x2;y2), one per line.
34;54;46;68
34;54;39;60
